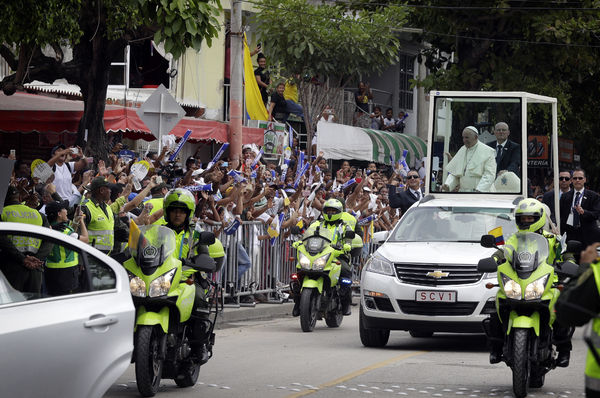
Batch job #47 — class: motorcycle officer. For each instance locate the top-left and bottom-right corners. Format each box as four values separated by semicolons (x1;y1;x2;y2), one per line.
292;198;363;317
163;188;224;364
487;198;574;367
556;242;600;397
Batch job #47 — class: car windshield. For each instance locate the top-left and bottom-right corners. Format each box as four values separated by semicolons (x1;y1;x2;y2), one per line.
389;206;516;242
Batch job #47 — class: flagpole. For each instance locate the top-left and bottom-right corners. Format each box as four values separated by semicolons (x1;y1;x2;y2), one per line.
229;0;243;164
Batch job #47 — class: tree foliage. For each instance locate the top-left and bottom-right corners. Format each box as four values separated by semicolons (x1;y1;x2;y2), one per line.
0;0;222;159
410;0;600;183
253;0;410;154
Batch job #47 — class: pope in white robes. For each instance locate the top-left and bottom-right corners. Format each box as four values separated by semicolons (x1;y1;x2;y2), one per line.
442;126;497;192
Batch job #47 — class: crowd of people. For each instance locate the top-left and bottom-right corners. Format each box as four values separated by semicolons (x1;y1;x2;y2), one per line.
2;139;430;301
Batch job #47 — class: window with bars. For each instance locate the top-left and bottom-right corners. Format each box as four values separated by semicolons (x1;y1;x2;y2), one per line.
398;53;415;111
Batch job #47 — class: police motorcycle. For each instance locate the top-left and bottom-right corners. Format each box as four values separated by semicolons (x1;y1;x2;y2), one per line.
124;224;223;397
290;222;356;332
478;232;579;398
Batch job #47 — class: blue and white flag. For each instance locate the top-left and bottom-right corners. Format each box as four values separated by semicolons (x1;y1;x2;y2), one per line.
227;169;247;183
183;184;213;192
224;218;241;235
250;147;264;168
168;129;192;162
358;214;378;226
206;143;229;170
293;162;310;189
340;178;357;190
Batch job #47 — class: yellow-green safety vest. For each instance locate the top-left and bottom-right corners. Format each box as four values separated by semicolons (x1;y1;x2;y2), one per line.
1;204;43;253
84;199;114;253
585;262;600;392
146;198;166;225
46;226;79;269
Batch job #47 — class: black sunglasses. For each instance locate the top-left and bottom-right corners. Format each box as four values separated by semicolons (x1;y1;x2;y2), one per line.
572;176;585;180
406;175;420;180
559;177;571;181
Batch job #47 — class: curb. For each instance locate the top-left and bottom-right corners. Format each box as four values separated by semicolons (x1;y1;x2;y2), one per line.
215;302;295;328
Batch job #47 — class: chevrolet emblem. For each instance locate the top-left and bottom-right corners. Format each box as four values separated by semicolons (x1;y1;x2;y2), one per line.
426;270;449;278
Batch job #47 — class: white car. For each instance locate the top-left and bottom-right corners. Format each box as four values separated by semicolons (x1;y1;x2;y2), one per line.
359;197;517;347
0;222;135;397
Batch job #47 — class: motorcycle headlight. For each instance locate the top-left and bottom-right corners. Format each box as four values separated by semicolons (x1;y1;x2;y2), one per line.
298;252;311;269
312;254;331;270
524;274;549;300
501;274;522;300
148;269;176;298
129;275;146;297
365;254;395;276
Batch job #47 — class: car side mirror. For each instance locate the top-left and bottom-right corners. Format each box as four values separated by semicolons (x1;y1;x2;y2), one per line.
372;231;389;244
344;230;355;240
198;231;216;245
558;261;579;277
478;257;498;272
480;234;497;248
566;240;583;254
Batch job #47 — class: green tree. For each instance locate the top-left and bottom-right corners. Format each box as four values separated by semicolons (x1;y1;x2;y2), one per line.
253;0;409;155
0;0;221;160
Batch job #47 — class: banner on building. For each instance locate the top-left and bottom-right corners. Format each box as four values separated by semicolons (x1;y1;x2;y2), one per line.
527;135;549;168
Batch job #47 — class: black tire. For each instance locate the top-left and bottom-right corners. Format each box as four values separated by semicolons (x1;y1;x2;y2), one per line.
325;298;343;328
359;306;390;347
174;361;201;388
512;329;530;398
300;288;318;332
135;326;164;397
409;330;434;338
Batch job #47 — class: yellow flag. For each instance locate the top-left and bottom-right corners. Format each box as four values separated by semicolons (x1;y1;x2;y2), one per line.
243;34;269;120
128;220;141;252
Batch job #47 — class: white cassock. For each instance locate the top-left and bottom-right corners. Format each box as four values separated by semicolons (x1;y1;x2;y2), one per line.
444;141;497;192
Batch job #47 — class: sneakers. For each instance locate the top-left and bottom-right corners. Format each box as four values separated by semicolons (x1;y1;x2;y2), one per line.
556;351;570;367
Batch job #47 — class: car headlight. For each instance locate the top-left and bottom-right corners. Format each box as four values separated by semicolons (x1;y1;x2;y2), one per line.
501;274;522;300
298;252;311;269
129;275;146;297
365;254;395;276
524;275;549;300
312;254;330;270
148;269;176;297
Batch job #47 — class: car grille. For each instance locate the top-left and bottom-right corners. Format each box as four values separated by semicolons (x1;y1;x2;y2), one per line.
394;263;483;286
397;300;478;316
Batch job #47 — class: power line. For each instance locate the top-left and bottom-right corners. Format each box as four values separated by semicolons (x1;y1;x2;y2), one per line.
242;0;600;49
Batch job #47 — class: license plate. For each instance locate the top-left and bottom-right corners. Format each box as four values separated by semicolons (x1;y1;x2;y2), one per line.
415;290;457;302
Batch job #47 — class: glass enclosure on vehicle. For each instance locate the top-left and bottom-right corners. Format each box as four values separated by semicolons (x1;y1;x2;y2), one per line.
390;206;516;243
426;92;559;209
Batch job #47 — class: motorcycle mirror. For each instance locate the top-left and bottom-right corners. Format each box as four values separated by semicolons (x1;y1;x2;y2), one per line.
480;234;497;248
566;240;583;254
290;226;301;235
558;260;579;277
478;257;498;272
344;230;355;239
198;231;216;245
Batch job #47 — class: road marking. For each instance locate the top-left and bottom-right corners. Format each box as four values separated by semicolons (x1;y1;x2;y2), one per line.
285;351;428;398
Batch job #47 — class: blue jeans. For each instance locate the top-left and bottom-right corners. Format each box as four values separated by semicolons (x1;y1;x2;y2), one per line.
286;100;304;119
237;244;252;287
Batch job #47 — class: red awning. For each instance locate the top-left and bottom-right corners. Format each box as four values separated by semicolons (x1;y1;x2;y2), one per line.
0;92;264;145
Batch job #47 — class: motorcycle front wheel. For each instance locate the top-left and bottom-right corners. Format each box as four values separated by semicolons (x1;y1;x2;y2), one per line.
512;328;530;398
135;325;164;397
300;288;318;332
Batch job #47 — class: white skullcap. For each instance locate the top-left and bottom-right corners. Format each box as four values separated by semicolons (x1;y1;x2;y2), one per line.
464;126;479;136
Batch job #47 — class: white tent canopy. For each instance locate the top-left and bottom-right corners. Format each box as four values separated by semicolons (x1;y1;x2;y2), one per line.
316;121;427;167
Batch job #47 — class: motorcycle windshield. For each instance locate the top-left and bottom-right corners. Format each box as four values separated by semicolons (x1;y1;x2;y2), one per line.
302;227;333;255
506;232;550;274
130;224;177;273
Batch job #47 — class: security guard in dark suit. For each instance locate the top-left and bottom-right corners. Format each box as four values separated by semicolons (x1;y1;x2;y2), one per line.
488;122;521;175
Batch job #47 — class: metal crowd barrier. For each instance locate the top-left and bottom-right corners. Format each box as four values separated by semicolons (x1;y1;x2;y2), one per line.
198;220;383;308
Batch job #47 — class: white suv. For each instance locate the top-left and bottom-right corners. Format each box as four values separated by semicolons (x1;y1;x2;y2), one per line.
359;196;517;347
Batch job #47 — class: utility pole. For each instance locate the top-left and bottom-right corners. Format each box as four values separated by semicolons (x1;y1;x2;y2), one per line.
229;0;243;164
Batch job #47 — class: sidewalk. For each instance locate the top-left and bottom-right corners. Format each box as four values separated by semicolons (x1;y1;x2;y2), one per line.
215;302;295;329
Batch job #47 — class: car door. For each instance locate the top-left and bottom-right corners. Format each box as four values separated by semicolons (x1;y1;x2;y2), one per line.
0;223;135;398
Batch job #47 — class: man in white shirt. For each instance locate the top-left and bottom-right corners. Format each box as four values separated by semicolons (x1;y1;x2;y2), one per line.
442;126;497;192
46;145;88;202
